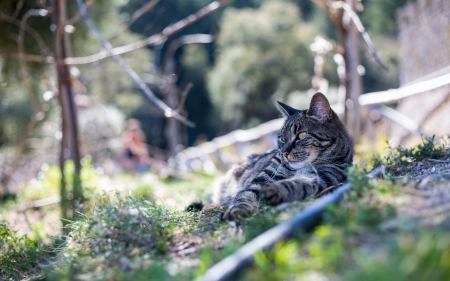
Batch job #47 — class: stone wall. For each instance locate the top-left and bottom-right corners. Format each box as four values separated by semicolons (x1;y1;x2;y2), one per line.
397;0;450;85
389;0;450;146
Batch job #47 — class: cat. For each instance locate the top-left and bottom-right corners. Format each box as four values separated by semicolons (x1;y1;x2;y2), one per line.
210;92;353;220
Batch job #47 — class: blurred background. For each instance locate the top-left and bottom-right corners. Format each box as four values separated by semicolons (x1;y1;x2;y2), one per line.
0;0;449;209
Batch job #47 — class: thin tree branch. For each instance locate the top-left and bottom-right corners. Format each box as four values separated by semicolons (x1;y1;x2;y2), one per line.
12;0;26;18
164;34;214;70
66;0;94;26
178;82;194;112
0;13;51;55
0;52;54;63
18;9;50;111
143;7;165;34
76;0;195;128
67;0;235;65
108;0;160;43
370;105;429;137
331;1;389;71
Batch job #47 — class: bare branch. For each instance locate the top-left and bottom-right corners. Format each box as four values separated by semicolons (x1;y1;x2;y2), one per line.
66;0;94;26
0;13;51;55
331;1;389;71
370;105;428;137
108;0;160;43
178;82;194;112
76;0;196;128
18;9;50;110
0;52;54;63
66;0;235;65
11;0;26;18
165;34;214;68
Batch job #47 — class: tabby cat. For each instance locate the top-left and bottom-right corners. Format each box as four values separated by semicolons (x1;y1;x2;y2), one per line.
211;92;353;220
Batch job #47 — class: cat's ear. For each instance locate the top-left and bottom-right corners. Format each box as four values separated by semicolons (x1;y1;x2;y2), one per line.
307;92;332;122
277;101;298;119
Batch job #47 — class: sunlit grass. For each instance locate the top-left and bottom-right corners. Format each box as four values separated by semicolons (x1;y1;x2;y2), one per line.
2;136;450;280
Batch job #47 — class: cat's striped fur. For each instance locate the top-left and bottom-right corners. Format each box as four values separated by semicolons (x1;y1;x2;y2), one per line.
211;92;353;220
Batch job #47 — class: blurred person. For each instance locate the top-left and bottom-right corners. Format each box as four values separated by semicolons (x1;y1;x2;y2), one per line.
120;119;151;174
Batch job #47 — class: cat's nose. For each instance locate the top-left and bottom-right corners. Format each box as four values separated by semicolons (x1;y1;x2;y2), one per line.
282;152;289;158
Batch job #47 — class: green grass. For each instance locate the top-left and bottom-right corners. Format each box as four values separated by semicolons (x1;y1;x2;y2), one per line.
372;135;450;176
242;173;450;281
2;137;450;280
0;223;47;280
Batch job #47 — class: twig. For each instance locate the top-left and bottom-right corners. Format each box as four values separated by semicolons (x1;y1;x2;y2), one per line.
75;0;195;128
178;83;194;112
143;7;166;34
164;34;214;70
0;52;54;63
66;0;95;26
331;1;389;71
18;9;50;111
0;13;51;55
315;185;340;198
67;0;235;65
15;195;61;212
370;105;429;137
108;0;160;43
11;0;26;18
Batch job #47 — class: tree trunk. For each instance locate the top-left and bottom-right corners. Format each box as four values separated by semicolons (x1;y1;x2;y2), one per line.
52;0;83;226
344;0;361;144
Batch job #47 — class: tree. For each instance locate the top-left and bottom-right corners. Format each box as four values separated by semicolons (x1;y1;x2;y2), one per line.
208;1;315;130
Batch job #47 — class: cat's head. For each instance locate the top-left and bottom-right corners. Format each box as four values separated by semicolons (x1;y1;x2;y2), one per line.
276;92;353;169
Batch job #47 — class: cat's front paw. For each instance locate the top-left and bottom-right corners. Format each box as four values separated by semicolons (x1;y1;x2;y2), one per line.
263;185;286;205
221;204;251;221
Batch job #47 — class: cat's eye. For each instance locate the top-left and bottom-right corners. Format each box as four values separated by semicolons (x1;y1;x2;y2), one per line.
280;137;285;143
298;132;307;139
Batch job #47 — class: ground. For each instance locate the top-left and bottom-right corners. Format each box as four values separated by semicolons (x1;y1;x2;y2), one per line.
1;136;450;280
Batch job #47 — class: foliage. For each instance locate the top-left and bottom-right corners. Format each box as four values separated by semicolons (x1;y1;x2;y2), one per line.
360;0;414;36
47;196;183;280
0;223;47;280
208;1;315;129
371;136;450;176
0;0;153;148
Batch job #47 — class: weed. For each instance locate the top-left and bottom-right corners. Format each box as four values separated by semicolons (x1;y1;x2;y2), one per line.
371;136;450;176
0;223;47;280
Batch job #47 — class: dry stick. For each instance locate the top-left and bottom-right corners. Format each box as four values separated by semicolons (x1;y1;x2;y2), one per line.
178;82;194;112
108;0;160;43
370;105;429;137
143;7;165;34
66;0;95;26
164;34;214;68
68;0;235;65
0;13;51;55
0;1;232;65
0;52;53;63
18;9;50;111
11;0;26;18
75;0;195;128
315;185;340;198
331;1;389;71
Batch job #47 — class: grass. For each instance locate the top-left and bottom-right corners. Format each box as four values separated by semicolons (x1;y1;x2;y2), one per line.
0;222;47;280
372;135;450;176
1;136;450;280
